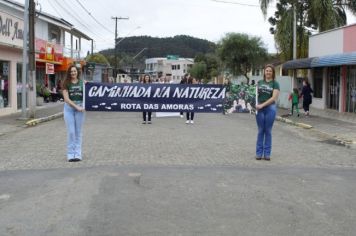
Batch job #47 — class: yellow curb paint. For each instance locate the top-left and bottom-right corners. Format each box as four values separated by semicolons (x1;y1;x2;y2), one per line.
276;116;313;129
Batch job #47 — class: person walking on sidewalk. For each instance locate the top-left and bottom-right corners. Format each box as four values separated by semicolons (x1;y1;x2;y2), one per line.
288;88;300;117
301;78;313;116
142;74;152;124
62;65;85;162
255;64;280;161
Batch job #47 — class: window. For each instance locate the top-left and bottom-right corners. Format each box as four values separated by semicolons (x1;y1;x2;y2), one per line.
252;69;260;76
313;68;323;98
177;65;180;70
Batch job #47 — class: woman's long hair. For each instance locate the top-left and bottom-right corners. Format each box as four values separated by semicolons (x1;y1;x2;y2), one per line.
142;74;151;84
62;65;80;89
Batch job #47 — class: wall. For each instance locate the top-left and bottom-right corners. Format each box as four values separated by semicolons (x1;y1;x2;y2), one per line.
309;29;343;57
276;76;293;109
343;24;356;53
35;20;48;41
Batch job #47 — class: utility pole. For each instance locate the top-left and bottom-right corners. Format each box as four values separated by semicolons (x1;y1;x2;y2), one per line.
292;3;297;89
111;16;129;78
28;0;36;118
21;0;29;119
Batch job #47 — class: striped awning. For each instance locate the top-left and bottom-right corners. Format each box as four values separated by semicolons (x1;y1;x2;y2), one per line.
311;52;356;67
282;57;317;70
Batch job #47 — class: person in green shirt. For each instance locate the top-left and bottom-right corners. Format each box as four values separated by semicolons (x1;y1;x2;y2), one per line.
255;64;280;161
62;65;85;162
288;88;300;116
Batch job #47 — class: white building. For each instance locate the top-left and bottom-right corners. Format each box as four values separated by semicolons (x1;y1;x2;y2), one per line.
0;0;92;116
145;56;194;83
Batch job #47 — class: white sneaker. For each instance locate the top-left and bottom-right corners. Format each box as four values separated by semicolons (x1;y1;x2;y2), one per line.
180;115;183;118
190;120;194;124
185;120;190;124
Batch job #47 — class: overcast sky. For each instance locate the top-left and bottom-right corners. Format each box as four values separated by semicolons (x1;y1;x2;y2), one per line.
14;0;356;54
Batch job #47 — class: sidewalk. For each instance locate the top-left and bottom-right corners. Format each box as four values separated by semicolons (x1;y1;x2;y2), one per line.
277;107;356;146
0;102;64;136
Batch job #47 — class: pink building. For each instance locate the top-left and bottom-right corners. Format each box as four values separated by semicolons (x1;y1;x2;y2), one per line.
283;23;356;113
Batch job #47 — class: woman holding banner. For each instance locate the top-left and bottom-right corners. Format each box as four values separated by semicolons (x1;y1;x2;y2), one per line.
62;65;85;162
255;64;280;161
142;74;152;124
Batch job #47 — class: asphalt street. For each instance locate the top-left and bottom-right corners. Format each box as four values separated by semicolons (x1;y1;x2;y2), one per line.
0;111;355;235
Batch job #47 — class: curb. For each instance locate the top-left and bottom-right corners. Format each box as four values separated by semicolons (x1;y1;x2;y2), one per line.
276;116;313;129
25;112;63;127
277;116;356;148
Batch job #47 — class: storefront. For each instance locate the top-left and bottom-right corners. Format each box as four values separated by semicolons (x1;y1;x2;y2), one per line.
283;23;356;113
0;9;25;116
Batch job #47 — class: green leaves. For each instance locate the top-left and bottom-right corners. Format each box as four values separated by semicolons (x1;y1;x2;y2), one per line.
217;33;267;83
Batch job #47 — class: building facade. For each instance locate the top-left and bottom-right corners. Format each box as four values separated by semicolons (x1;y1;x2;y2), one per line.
0;0;92;116
145;56;194;83
283;23;356;113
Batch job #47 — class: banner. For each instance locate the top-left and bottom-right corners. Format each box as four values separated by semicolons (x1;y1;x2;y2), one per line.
85;82;225;112
224;84;257;114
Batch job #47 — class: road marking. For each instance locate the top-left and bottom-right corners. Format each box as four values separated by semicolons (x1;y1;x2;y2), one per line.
0;194;10;201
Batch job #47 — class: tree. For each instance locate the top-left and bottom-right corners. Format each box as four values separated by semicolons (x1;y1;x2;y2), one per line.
261;0;356;60
193;53;220;83
217;33;268;84
189;62;207;83
86;53;110;65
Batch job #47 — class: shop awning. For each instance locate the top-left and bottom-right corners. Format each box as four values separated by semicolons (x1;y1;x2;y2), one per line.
311;52;356;67
282;57;317;70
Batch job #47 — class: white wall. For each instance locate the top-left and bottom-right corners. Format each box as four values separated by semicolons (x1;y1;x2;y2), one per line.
309;29;343;57
276;76;293;109
35;20;48;41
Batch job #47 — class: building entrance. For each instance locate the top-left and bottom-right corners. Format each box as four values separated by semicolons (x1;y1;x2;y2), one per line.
327;67;340;110
346;66;356;113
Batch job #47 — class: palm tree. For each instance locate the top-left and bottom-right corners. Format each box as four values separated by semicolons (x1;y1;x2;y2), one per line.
260;0;356;60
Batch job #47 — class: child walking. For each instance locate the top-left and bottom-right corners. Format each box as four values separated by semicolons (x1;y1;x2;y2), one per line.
288;88;300;117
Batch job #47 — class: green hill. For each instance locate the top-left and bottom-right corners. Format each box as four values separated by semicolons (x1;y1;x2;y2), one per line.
100;35;216;60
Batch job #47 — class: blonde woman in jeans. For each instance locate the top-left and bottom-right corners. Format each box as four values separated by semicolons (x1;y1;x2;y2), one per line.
62;65;85;162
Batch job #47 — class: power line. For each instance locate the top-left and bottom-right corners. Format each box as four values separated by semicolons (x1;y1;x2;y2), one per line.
211;0;259;7
74;0;114;35
49;0;109;42
45;0;62;16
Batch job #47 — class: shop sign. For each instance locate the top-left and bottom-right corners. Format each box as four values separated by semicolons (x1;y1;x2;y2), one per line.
46;63;55;74
0;10;24;48
35;38;64;63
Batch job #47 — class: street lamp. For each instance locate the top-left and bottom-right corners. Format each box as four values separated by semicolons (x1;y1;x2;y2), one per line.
131;47;147;82
113;25;141;78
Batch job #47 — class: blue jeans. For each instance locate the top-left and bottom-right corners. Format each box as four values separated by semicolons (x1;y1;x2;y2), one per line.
255;104;276;157
64;103;85;160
